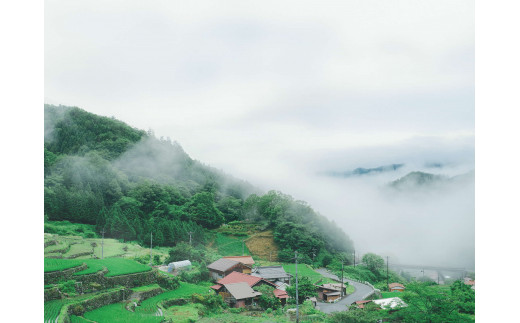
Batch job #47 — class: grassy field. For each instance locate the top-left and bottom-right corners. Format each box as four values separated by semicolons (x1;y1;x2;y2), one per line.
44;258;83;272
199;311;291;322
84;302;162;323
214;233;251;256
163;303;202;323
380;291;404;298
283;264;336;284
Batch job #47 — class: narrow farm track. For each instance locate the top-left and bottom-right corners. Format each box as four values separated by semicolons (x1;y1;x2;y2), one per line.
314;268;374;314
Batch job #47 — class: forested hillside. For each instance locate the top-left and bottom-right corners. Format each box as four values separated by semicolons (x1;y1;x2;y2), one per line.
44;105;354;262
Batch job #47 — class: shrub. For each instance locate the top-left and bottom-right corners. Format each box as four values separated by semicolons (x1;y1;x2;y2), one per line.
70;304;85;316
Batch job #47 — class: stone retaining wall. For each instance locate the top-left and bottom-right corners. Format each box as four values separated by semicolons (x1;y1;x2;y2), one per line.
44;240;58;248
44;264;88;285
130;287;164;302
44;287;63;301
66;252;92;259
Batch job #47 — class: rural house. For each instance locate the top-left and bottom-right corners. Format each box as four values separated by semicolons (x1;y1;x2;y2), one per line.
223;256;255;274
316;283;347;302
210;271;288;305
218;282;262;308
388;283;405;292
207;258;250;281
251;266;291;284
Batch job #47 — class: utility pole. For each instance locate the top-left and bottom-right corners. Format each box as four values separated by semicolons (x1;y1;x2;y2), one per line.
353;250;356;267
242;240;245;256
295;251;299;323
101;227;105;259
188;231;193;245
312;248;316;263
341;262;344;298
149;232;153;266
269;251;272;262
386;256;389;291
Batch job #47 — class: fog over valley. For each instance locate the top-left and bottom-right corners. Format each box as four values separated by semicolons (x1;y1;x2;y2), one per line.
45;0;475;271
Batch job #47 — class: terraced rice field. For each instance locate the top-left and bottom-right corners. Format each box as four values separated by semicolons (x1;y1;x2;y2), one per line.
138;282;212;313
44;233;171;260
81;282;211;322
83;303;162;323
131;284;161;292
44;258;83;272
44;289;120;323
44;299;68;323
70;258;151;276
215;233;250;256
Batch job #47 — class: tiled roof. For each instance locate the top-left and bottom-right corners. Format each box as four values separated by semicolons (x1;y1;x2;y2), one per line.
251;266;291;280
388;283;405;289
318;283;346;291
273;288;289;299
207;258;240;272
210;284;222;290
217;271;262;287
223;256;255;266
224;282;259;300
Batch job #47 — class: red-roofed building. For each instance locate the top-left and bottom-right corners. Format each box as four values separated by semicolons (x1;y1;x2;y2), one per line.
273;288;289;305
355;300;373;309
217;271;267;287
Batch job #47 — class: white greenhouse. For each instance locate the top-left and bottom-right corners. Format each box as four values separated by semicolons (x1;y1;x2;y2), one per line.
168;260;192;273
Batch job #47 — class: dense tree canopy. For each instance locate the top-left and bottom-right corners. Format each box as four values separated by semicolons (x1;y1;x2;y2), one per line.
43;105;355;256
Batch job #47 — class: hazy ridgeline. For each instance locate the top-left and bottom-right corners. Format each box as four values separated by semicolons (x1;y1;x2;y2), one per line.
44;104;354;262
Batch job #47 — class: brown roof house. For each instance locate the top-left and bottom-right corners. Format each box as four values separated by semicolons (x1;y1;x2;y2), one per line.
210;271;288;306
223;256;255;274
316;283;347;302
207;258;251;281
219;282;262;308
388;283;405;292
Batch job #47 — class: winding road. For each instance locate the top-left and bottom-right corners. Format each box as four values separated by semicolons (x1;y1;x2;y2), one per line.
314;268;374;314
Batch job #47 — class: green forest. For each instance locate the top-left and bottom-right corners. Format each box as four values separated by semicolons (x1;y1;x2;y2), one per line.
44;104;354;263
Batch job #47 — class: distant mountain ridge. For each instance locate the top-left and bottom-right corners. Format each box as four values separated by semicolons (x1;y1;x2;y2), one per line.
389;170;474;190
325;163;404;177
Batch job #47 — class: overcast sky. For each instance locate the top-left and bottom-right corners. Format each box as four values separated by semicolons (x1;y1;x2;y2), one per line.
45;0;475;268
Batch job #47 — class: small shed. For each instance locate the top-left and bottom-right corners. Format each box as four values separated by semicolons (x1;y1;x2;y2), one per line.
168;260;192;273
388;283;405;292
316;283;347;301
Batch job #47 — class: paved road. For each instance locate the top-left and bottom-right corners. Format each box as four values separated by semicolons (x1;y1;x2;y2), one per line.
314;268;374;314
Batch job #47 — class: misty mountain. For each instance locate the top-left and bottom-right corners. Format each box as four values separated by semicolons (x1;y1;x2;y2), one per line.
325;163;404;177
44;104;354;260
389;170;474;190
